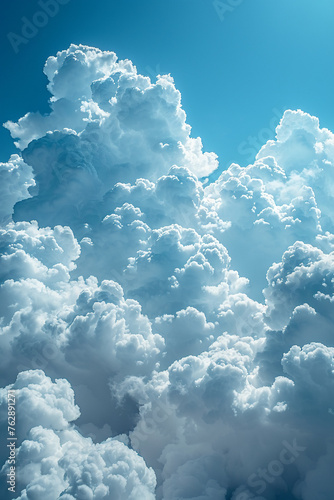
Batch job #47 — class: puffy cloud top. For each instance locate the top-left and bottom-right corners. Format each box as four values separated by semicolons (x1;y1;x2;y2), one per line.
0;155;34;224
5;45;218;230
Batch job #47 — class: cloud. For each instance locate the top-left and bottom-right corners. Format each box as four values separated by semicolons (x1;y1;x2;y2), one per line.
13;427;156;500
0;370;79;443
264;240;334;330
1;45;334;499
0;371;156;500
0;273;164;436
0;220;80;284
5;45;217;229
0;155;34;224
299;443;334;500
203;154;323;299
117;337;334;499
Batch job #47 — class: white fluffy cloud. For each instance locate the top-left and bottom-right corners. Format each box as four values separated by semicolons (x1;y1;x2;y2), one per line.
264;240;334;331
0;155;34;224
5;45;217;229
1;45;334;500
13;426;156;500
0;371;156;500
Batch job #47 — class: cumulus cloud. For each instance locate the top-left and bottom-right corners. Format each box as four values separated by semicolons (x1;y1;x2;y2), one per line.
0;155;34;224
203;154;323;299
0;371;156;500
116;337;334;499
264;240;334;331
5;45;217;229
1;45;334;500
0;273;164;435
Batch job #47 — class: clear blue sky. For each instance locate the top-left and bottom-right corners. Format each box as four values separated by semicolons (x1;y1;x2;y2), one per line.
1;0;334;175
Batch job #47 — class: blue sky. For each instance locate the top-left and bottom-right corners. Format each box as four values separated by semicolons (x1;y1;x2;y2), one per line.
1;0;334;174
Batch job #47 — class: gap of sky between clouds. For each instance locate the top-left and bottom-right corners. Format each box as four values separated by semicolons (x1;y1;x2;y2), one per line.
1;0;334;176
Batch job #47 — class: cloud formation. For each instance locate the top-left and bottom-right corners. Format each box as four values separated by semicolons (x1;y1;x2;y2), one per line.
1;44;334;500
0;371;156;500
5;45;217;229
